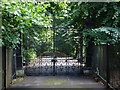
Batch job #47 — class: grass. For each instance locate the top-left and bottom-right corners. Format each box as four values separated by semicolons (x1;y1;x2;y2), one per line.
12;77;24;84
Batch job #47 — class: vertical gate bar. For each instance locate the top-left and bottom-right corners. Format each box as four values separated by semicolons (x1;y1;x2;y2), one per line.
68;58;69;75
66;57;67;75
53;60;55;76
51;59;52;75
78;59;80;75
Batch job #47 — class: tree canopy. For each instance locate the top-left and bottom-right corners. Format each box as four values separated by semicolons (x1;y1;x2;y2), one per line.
1;2;120;59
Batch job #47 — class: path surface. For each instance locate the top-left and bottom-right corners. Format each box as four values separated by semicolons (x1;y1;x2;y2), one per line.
10;76;105;89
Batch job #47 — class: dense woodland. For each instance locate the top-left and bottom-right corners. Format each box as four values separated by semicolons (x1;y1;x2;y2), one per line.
1;2;120;60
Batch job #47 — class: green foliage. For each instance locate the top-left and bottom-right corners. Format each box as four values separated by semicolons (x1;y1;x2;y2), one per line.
55;28;77;57
83;27;120;44
2;2;20;47
23;48;37;61
28;49;37;60
63;2;120;28
62;2;120;46
2;2;67;48
2;2;120;60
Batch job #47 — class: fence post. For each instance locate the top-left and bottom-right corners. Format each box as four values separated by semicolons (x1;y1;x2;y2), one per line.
2;46;6;89
106;44;110;88
0;47;2;90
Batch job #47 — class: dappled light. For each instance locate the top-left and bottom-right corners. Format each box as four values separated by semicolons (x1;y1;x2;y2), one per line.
1;1;120;90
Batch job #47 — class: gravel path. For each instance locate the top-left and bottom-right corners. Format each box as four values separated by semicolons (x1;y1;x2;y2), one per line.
10;76;105;89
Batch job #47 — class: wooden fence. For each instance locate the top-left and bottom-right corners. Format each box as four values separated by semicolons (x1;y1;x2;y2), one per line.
92;43;120;89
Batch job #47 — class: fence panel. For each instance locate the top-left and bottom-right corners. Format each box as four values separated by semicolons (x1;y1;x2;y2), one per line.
108;44;120;89
92;44;120;89
92;45;107;80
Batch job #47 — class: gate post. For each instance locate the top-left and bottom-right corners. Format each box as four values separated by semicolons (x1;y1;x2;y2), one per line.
16;31;23;70
51;56;57;76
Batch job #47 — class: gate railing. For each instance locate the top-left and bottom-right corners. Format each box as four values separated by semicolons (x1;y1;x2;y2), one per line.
25;57;81;76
